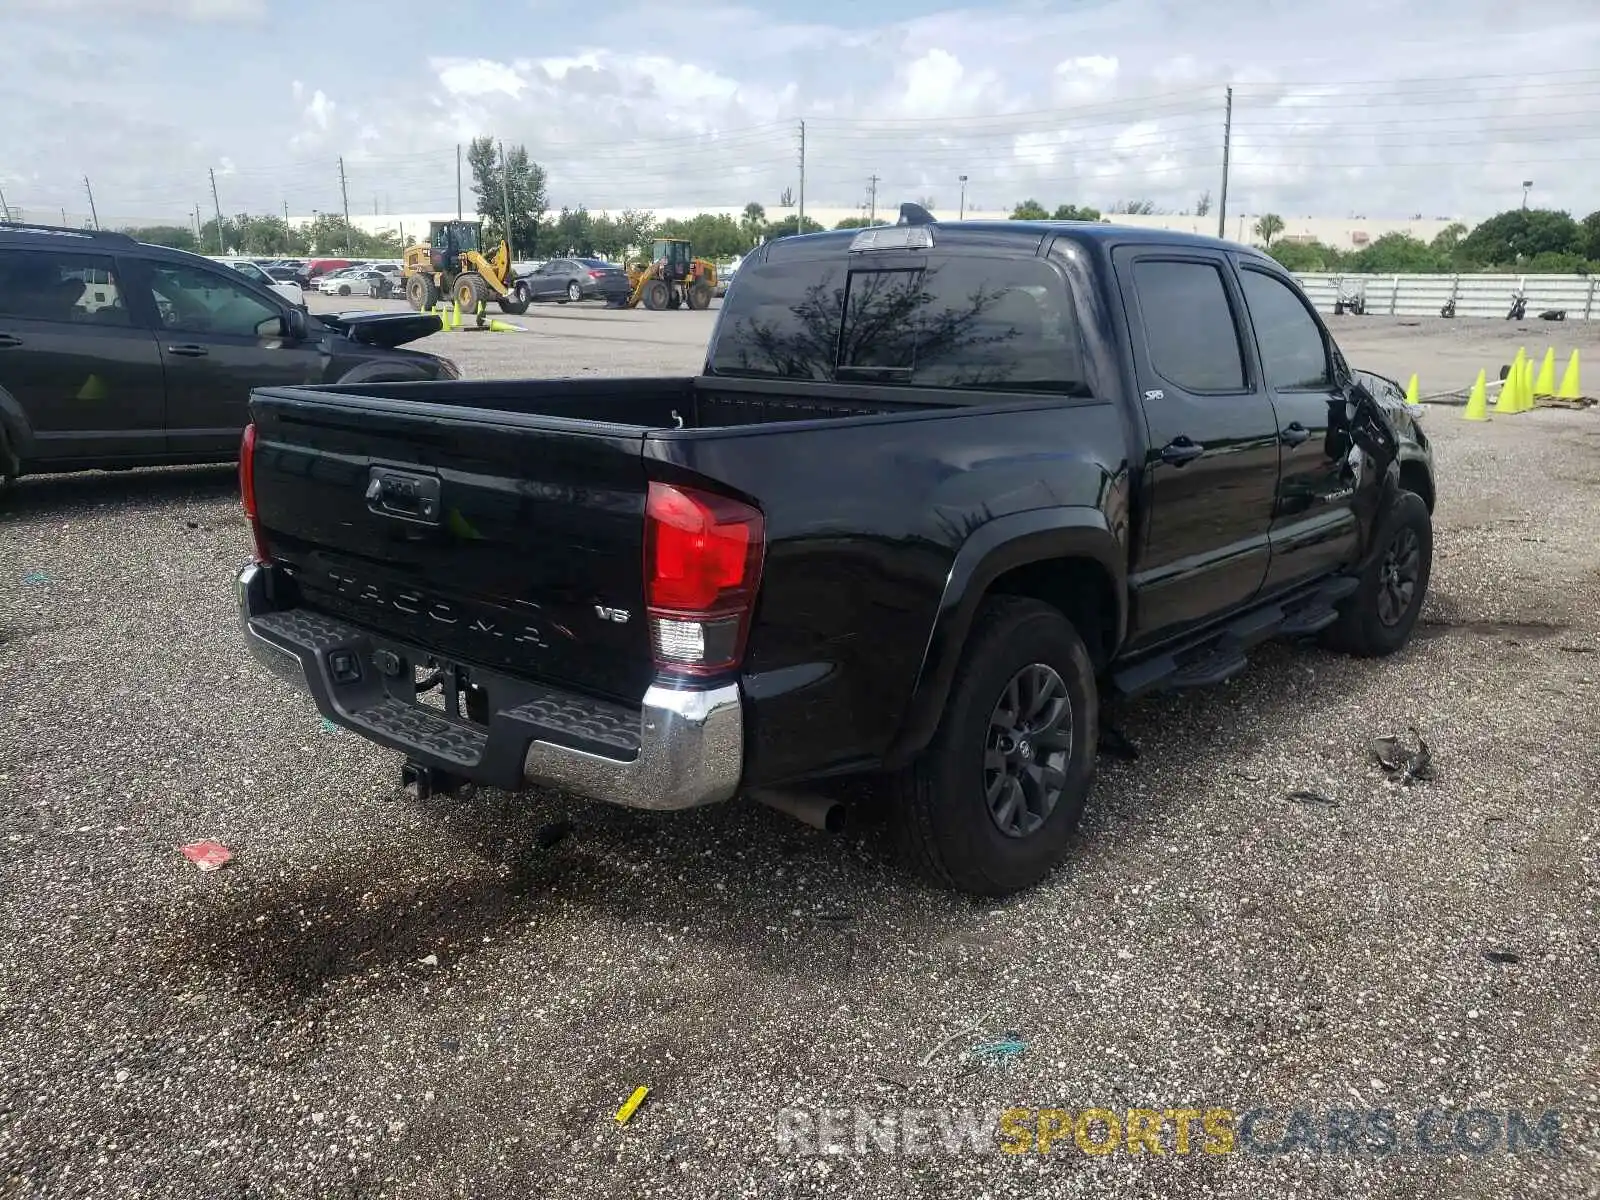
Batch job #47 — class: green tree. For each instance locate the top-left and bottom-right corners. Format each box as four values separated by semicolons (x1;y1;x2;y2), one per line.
549;206;595;256
1346;233;1439;273
1430;222;1468;256
1052;204;1101;221
1267;240;1342;272
1010;199;1050;220
834;216;887;229
653;212;749;259
466;136;549;256
741;202;767;247
123;224;199;252
762;214;825;241
1459;208;1580;266
1195;191;1212;218
1254;213;1286;247
1577;210;1600;262
1110;199;1159;215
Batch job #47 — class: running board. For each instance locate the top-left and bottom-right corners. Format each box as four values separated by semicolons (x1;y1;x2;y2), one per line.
1112;575;1359;699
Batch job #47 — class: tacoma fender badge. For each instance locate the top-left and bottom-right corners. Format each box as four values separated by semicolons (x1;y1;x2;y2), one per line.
594;606;631;624
1143;389;1165;402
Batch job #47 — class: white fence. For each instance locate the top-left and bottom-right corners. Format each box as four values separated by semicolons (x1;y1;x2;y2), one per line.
1295;273;1600;321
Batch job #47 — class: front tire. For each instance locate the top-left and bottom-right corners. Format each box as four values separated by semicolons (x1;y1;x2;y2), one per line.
1324;490;1433;657
888;597;1098;896
455;273;492;311
566;280;582;302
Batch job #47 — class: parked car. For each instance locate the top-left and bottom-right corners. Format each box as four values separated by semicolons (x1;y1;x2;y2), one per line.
316;267;391;297
218;257;306;308
232;211;1435;897
513;257;630;306
0;223;458;486
714;260;738;298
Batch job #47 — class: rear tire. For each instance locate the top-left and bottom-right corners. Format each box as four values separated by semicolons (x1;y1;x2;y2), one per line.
1323;490;1433;657
406;274;437;311
498;295;530;315
0;427;16;498
566;280;582;302
887;597;1098;897
338;284;351;296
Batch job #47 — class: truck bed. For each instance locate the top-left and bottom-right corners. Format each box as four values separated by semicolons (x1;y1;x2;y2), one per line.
314;375;948;431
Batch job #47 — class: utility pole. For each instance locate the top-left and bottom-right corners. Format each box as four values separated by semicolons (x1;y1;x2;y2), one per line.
499;140;514;262
193;205;202;244
959;174;968;220
796;121;806;234
456;143;463;220
0;182;11;223
209;167;225;253
1217;86;1233;241
338;156;352;254
867;174;880;224
283;199;289;222
83;178;100;230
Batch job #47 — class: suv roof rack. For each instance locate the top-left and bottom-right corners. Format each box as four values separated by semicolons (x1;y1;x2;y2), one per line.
0;222;137;245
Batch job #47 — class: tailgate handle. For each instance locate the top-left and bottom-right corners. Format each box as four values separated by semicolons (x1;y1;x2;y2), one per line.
365;467;442;525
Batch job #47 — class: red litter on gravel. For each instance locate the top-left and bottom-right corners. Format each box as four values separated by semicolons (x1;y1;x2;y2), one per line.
180;841;232;872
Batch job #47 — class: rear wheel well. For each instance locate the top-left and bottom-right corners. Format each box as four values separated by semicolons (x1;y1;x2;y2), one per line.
1399;460;1435;514
985;557;1118;671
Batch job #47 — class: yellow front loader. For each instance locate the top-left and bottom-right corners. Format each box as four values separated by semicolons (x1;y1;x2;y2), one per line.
401;220;529;315
624;238;717;310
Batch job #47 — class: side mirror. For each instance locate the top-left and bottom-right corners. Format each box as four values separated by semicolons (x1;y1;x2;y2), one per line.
286;307;308;341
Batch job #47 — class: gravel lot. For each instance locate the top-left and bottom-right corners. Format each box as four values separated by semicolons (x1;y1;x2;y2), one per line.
2;304;1598;1198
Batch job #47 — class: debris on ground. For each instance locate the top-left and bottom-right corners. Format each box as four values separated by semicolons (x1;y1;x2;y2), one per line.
22;571;50;585
1287;789;1339;806
1368;726;1435;784
614;1086;650;1125
971;1034;1026;1070
1483;949;1522;965
919;1008;994;1067
179;841;232;871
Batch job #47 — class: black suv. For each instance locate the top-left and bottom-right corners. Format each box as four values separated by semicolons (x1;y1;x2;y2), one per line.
0;224;459;486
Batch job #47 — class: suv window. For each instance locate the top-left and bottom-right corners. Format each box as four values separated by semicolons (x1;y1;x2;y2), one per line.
0;249;131;326
1239;267;1331;390
711;254;1084;392
150;262;282;338
1130;259;1245;392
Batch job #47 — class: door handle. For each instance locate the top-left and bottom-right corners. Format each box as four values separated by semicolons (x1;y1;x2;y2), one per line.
0;334;22;349
1280;422;1311;446
166;344;208;357
1160;437;1205;465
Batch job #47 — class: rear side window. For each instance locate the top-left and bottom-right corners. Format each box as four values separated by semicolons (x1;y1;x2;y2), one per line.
0;249;131;326
1238;268;1331;390
1130;260;1245;392
710;255;1083;393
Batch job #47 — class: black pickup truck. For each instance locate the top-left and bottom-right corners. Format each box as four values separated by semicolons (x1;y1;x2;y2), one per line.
235;208;1436;896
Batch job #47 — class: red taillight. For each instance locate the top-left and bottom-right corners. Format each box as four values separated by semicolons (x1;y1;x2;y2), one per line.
588;270;603;279
239;422;271;563
644;481;764;674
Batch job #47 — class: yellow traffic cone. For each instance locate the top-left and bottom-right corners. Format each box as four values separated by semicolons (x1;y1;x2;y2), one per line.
1494;363;1520;414
1404;373;1420;406
1534;347;1556;397
1463;369;1489;420
1522;358;1537;411
1556;349;1581;400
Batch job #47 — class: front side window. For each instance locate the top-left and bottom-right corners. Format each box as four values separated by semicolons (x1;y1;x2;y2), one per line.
0;249;130;325
149;262;281;337
1239;268;1332;390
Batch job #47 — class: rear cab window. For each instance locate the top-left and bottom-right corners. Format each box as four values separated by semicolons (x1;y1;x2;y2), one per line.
709;248;1086;395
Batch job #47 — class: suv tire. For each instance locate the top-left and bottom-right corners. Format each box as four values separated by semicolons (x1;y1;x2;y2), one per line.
888;597;1098;896
1324;490;1432;657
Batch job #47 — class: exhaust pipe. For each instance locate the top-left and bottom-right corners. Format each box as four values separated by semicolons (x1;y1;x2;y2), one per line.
749;788;846;834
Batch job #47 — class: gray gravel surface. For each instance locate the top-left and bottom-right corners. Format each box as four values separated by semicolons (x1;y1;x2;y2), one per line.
1;314;1598;1198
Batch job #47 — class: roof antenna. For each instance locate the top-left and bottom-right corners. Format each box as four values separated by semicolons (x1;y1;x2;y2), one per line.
897;202;936;226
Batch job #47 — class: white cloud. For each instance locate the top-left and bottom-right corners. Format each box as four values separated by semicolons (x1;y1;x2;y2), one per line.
6;0;1600;227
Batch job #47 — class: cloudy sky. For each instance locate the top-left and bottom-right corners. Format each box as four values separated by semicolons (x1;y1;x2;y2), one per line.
5;0;1600;227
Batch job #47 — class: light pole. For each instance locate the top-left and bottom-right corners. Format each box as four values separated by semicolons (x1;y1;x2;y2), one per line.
959;175;968;220
1522;180;1533;210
